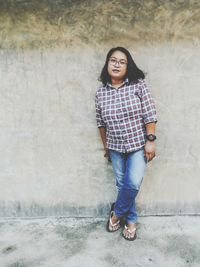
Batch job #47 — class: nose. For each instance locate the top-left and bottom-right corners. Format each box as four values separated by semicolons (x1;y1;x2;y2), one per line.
114;62;120;67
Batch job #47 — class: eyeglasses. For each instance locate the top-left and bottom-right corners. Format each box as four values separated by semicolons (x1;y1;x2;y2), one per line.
109;57;127;67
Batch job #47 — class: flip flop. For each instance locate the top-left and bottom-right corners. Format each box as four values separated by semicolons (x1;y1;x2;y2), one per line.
106;211;121;232
110;202;125;226
122;225;137;241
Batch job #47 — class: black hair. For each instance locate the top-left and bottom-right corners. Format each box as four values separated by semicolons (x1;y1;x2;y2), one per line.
99;46;145;85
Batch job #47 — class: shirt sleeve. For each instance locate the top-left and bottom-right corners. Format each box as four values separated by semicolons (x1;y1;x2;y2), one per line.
139;79;157;124
95;93;106;128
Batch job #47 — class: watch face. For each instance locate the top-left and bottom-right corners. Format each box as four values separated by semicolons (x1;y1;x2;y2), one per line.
147;134;156;141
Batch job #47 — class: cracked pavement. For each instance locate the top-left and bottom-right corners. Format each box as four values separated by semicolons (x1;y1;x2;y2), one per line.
0;216;200;267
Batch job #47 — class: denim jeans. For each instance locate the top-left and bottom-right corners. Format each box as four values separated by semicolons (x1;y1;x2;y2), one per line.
109;148;147;224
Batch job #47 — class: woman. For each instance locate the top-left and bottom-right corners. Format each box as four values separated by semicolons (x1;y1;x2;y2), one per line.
95;47;157;241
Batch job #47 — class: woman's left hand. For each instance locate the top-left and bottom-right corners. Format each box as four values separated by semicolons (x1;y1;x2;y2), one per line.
144;141;156;162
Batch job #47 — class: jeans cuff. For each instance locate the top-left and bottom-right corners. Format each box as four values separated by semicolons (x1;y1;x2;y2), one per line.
126;218;138;224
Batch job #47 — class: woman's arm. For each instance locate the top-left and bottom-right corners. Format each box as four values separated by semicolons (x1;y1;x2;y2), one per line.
139;80;157;162
144;122;156;162
95;93;109;159
99;127;106;149
98;127;109;158
146;122;156;135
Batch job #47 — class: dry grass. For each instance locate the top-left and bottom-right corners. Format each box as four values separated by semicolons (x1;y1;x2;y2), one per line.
0;0;200;49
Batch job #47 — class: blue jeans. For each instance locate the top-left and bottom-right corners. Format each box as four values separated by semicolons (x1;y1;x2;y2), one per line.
109;148;147;224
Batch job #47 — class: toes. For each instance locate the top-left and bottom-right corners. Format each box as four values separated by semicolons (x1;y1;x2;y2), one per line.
123;229;129;238
123;228;136;240
108;220;120;232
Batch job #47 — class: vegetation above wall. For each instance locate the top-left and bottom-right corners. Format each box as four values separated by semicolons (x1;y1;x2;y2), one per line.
0;0;199;49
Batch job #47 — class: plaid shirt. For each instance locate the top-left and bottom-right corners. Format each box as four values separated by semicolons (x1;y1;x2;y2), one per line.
95;78;157;153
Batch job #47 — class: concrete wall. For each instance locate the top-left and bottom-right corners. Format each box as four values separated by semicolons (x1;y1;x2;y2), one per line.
0;0;200;217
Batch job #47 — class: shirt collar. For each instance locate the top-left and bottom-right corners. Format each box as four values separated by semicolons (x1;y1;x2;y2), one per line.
106;77;129;89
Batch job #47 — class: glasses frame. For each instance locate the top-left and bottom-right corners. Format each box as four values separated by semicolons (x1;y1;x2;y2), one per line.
109;57;128;68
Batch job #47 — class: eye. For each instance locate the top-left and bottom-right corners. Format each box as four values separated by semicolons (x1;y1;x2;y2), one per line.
120;61;127;65
110;58;117;64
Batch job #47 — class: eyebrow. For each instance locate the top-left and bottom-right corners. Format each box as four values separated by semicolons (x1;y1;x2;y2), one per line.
110;56;127;61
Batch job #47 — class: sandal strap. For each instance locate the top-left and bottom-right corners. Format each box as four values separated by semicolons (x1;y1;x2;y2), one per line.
109;211;120;227
109;217;120;227
125;225;136;233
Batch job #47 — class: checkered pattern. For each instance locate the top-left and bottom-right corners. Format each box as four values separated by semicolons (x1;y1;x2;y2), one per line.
95;79;157;153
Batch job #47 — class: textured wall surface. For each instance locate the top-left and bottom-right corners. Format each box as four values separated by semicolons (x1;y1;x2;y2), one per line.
0;0;200;217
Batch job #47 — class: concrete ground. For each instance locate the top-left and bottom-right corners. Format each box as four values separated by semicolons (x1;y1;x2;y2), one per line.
0;216;199;267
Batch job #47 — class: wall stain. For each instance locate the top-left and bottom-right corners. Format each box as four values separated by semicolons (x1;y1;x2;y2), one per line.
2;245;17;254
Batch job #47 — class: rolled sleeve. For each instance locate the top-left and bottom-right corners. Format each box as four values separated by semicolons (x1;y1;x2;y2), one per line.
139;79;157;124
95;93;106;128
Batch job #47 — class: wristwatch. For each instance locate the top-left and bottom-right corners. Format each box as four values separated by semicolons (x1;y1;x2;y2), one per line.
146;134;157;142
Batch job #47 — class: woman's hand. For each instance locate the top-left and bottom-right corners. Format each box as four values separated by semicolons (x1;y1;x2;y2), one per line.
104;148;111;162
144;140;156;162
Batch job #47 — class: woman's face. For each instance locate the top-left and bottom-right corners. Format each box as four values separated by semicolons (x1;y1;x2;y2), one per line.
107;50;128;82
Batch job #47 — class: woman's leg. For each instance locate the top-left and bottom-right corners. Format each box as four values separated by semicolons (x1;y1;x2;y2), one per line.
109;149;126;192
125;148;147;224
111;148;146;239
108;149;126;230
114;148;147;222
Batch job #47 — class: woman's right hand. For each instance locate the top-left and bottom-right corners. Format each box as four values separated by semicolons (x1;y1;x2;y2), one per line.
104;148;111;162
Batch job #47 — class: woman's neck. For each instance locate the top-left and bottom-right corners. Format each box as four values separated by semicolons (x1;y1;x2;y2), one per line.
112;78;123;85
111;79;124;88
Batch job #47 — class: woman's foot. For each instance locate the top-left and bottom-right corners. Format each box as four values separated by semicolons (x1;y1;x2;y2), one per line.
107;211;121;232
122;223;137;241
